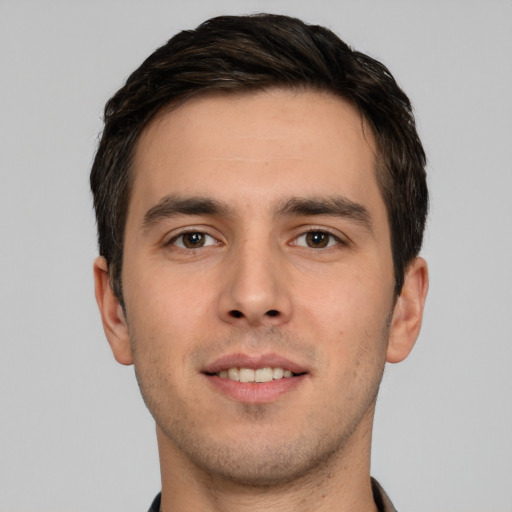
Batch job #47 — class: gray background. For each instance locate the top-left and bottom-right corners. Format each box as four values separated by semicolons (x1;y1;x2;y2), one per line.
1;1;511;511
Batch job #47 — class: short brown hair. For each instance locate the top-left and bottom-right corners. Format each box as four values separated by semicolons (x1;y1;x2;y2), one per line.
90;13;428;302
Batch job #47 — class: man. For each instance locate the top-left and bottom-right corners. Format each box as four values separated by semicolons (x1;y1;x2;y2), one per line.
91;13;428;512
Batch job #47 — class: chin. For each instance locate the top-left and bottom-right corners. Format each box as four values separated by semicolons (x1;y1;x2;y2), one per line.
160;421;350;489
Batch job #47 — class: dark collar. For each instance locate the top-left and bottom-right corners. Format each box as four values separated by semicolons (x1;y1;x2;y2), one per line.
147;492;161;512
148;478;396;512
371;477;398;512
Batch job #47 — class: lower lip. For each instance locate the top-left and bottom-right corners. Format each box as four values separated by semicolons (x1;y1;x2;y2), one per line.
205;374;307;403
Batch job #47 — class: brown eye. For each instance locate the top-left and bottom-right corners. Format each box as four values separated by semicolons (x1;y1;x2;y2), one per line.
182;232;205;248
305;231;330;248
171;232;216;249
292;230;341;249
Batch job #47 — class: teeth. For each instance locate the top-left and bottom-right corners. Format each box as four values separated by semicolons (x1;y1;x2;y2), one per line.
216;367;296;382
239;368;255;382
255;367;273;382
272;367;284;379
227;368;240;381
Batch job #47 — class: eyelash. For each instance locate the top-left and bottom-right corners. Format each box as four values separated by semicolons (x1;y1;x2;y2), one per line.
165;228;346;252
291;229;346;249
167;230;219;250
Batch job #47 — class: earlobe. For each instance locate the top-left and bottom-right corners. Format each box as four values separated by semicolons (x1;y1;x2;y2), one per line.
386;257;429;364
93;257;134;365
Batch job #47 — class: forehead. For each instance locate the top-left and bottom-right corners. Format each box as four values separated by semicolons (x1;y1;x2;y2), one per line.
129;88;381;217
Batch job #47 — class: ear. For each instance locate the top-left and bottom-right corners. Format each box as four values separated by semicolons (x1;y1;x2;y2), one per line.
93;257;133;365
386;257;429;363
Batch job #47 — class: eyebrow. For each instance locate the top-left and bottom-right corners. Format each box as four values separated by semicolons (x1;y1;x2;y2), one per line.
276;196;373;231
141;194;372;232
142;195;233;230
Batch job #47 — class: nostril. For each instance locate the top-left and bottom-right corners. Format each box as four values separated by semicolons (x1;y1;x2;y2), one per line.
266;310;279;317
229;310;244;318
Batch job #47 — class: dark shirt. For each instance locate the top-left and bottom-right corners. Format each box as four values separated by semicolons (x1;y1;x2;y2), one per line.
147;477;397;511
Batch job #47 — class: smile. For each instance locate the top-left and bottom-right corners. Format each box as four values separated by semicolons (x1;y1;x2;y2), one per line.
203;353;308;402
217;367;295;382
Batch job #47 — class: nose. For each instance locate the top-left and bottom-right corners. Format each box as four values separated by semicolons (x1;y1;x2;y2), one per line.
217;238;292;327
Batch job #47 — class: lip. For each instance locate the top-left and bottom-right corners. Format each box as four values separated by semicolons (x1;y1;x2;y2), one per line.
202;352;309;404
202;352;308;375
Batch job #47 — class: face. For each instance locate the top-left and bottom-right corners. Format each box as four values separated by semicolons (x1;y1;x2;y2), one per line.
95;89;426;487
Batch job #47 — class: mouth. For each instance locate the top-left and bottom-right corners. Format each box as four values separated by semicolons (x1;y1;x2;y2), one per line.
208;366;303;382
202;354;309;403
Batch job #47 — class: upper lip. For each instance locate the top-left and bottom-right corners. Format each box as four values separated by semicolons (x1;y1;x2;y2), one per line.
202;352;308;375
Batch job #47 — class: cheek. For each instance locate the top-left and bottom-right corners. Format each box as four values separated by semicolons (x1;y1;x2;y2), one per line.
122;278;200;383
126;261;215;328
293;268;393;375
295;265;393;327
124;279;198;405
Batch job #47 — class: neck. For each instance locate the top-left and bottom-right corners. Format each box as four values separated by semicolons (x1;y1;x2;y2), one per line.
156;409;378;512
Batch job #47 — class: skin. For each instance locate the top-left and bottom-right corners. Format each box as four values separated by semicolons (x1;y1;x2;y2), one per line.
95;89;428;512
